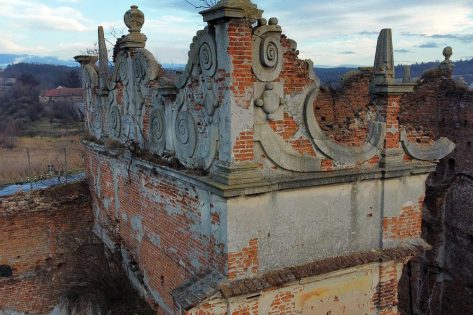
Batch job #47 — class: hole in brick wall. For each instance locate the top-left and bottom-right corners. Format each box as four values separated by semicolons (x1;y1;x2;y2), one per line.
321;116;326;122
160;275;165;285
448;158;456;171
0;265;12;278
464;120;468;127
315;106;320;111
416;139;421;143
468;141;471;148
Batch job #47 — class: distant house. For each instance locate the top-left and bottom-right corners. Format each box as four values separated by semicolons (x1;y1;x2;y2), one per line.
39;86;83;104
40;86;85;120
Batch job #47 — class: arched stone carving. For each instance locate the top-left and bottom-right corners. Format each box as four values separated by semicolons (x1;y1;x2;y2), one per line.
304;87;385;164
176;27;217;88
252;18;283;82
107;104;122;139
400;130;455;161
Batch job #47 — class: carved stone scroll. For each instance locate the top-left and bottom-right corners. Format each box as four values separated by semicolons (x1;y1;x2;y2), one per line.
255;124;322;172
252;18;283;82
176;28;217;89
148;93;166;155
401;130;455;161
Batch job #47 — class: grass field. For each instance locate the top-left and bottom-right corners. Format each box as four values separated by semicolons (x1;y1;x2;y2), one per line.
0;135;84;186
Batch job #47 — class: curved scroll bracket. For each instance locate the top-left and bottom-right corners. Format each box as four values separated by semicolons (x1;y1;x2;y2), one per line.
304;88;385;164
400;130;455;161
255;124;322;172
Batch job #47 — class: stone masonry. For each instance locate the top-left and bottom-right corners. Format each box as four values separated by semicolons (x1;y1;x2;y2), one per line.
74;1;454;314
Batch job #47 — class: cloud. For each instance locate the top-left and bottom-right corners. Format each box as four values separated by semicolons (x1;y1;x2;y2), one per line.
419;42;440;48
358;31;379;36
430;33;473;42
341;51;356;55
0;0;92;32
394;49;412;53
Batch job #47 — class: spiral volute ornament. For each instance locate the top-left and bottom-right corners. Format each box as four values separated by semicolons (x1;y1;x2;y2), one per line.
199;33;217;77
261;38;279;68
175;111;197;159
150;108;165;145
252;18;283;82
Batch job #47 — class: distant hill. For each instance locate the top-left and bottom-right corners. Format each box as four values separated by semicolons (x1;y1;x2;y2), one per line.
1;63;80;90
0;54;76;68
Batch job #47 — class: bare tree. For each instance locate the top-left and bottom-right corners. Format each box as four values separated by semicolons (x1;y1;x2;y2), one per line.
184;0;218;9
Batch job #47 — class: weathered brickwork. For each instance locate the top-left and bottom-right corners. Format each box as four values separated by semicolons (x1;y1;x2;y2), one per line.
227;239;258;280
376;262;404;315
383;197;423;241
233;131;255;162
314;72;373;146
0;182;93;314
228;19;254;109
0;182;153;315
85;146;227;312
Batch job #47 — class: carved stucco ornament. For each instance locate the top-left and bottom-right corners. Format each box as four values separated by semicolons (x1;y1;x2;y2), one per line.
400;130;455;161
254;82;286;121
255;123;322;172
173;91;219;170
148;93;166;155
304;87;385;164
252;17;283;82
108;104;122;139
176;28;217;89
203;82;219;123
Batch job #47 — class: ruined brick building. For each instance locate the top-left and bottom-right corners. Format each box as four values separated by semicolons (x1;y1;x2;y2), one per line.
1;0;470;314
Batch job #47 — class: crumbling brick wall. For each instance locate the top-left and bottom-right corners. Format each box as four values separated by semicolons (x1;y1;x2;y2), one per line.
398;73;473;315
0;182;153;315
84;147;227;313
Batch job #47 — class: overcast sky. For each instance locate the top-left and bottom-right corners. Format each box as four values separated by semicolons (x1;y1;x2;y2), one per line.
0;0;472;67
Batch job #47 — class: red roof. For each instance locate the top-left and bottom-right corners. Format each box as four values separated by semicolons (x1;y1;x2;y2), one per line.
42;86;83;97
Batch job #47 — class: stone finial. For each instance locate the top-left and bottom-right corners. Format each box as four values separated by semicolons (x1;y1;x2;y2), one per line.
402;65;411;83
200;0;263;23
439;46;454;73
373;28;394;83
442;46;452;63
120;5;147;49
98;26;109;91
124;5;144;33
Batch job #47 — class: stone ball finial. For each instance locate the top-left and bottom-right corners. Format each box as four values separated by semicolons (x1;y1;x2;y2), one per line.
443;46;452;62
124;5;145;33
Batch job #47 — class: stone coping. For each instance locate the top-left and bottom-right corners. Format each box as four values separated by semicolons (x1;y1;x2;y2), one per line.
83;140;436;198
172;242;428;310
